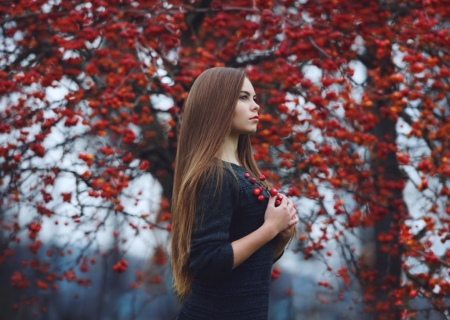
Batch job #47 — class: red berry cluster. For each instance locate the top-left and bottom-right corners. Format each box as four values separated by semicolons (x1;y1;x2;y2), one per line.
112;259;128;273
271;267;282;280
274;192;284;207
243;172;283;205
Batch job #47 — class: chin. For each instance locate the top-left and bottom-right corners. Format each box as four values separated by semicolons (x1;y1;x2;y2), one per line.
243;128;257;135
232;125;258;135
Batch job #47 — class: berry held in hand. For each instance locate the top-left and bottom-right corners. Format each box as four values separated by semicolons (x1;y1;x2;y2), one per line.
244;172;283;204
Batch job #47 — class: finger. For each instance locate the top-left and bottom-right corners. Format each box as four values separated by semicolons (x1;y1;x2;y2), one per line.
290;207;297;217
286;200;294;212
291;203;297;212
267;194;276;206
283;226;292;233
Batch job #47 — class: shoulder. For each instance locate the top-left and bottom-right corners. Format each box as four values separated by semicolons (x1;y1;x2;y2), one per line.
197;161;240;195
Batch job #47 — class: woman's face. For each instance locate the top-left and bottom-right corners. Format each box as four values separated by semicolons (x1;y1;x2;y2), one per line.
230;78;260;136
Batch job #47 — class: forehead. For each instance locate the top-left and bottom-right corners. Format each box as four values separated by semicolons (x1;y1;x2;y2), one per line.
241;78;255;94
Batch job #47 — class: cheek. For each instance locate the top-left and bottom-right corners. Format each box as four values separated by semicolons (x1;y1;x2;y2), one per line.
234;104;246;119
234;112;245;125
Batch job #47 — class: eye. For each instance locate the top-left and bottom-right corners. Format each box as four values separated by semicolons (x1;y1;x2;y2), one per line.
239;95;248;100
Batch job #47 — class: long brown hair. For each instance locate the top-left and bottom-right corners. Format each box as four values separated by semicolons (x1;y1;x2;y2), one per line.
171;67;265;300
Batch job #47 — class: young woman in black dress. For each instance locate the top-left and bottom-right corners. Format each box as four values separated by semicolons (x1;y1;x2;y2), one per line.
171;67;298;319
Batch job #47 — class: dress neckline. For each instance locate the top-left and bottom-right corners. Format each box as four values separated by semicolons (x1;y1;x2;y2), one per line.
221;160;246;170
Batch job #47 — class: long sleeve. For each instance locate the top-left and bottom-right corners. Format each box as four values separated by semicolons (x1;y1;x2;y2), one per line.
188;170;238;284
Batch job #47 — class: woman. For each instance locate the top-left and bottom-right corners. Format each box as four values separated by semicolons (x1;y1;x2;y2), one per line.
171;67;298;319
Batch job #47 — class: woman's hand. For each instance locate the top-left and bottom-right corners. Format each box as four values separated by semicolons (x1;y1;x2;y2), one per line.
279;201;297;238
263;195;298;234
279;225;295;239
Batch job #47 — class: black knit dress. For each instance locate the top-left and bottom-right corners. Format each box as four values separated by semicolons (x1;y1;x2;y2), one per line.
176;162;282;320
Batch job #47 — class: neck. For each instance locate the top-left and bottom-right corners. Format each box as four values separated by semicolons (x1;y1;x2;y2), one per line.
220;133;240;165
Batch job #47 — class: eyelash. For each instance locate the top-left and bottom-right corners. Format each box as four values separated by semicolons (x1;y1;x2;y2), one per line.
240;95;257;101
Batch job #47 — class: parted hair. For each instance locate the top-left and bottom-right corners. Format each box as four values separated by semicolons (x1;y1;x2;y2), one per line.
170;67;266;300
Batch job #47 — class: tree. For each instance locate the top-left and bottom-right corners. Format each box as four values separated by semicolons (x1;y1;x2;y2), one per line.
1;0;450;319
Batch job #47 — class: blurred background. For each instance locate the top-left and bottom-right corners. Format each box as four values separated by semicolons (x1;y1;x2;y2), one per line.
2;0;450;319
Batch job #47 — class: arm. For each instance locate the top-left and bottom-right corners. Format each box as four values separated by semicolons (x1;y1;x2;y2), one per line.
232;196;298;268
189;173;298;283
231;221;278;268
188;172;237;284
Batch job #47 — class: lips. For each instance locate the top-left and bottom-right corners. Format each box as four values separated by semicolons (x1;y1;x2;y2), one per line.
250;116;259;120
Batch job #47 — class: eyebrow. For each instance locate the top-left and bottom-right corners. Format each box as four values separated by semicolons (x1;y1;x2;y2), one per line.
240;91;256;96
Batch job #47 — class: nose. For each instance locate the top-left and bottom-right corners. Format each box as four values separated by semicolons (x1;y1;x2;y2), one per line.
252;100;260;112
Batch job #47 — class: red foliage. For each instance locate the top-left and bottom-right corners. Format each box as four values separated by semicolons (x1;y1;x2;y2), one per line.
1;0;450;318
